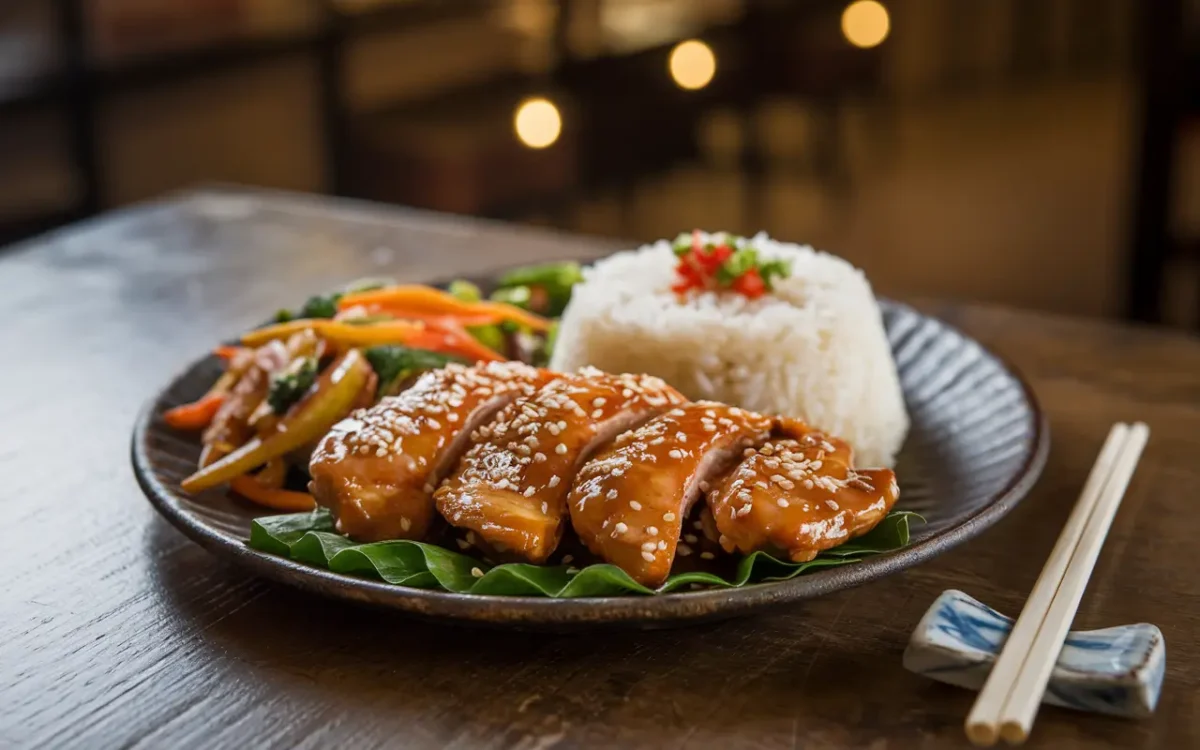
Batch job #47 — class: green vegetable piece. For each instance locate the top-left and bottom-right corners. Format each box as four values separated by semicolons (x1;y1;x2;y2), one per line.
671;232;693;256
298;293;342;320
267;356;319;414
342;277;393;294
496;262;582;291
364;345;466;397
716;247;759;286
467;324;506;354
247;509;922;598
489;285;533;309
759;258;793;289
448;279;483;302
274;308;295;323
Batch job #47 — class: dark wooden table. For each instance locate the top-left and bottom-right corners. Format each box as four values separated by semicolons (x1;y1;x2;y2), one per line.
4;189;1198;749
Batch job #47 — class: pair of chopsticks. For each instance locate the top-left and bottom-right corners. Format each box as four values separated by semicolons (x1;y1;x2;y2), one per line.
965;422;1150;746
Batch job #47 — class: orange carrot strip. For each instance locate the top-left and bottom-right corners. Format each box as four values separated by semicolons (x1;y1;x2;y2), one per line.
408;319;506;362
338;285;550;332
230;475;316;512
163;392;226;431
213;345;246;362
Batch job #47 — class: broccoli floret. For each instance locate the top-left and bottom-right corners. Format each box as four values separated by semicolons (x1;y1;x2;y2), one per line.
267;357;319;414
364;346;467;397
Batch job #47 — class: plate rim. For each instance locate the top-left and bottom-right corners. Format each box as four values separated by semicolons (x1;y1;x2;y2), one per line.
131;299;1049;627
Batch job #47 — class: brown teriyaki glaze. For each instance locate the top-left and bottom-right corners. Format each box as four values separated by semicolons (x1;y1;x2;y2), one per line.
308;361;550;542
434;367;686;563
569;402;773;587
707;429;899;562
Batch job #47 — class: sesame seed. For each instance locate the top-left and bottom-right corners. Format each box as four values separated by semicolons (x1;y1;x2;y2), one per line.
650;437;665;445
777;498;790;508
826;499;840;510
646;526;659;536
703;424;716;432
566;567;580;575
622;388;634;398
456;539;470;549
523;486;536;498
547;424;561;436
684;534;699;544
718;534;729;546
423;483;435;494
607;489;618;499
668;449;683;459
541;501;548;514
447;413;459;423
400;517;412;532
629;500;642;510
496;478;510;490
591;409;603;419
700;552;716;560
428;419;441;429
548;475;560;488
810;460;824;470
804;479;814;489
562;555;574;564
641;551;656;562
556;443;568;455
614;522;629;534
663;512;676;522
593;397;606;407
677;544;693;557
641;541;657;551
471;567;484;578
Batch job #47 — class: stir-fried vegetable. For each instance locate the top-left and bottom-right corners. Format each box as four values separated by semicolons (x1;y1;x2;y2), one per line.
406;318;508;362
671;231;792;299
230;475;316;511
338;285;551;332
241;319;424;348
494;261;582;317
266;356;319;414
181;349;372;493
163;391;227;430
364;345;466;397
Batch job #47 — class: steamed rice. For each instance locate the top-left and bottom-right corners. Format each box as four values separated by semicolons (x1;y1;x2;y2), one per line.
549;232;908;467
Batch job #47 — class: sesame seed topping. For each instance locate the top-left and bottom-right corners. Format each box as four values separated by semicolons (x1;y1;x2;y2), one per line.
614;522;629;533
804;479;814;489
607;489;618;499
700;551;716;560
629;500;642;510
541;501;548;514
658;540;667;550
777;498;790;508
556;443;568;455
646;526;659;536
641;551;656;563
523;486;536;497
677;543;693;557
593;397;606;407
471;567;484;578
826;499;840;510
456;539;470;549
562;555;574;564
400;517;412;532
548;475;560;488
663;511;676;522
668;449;683;459
684;534;699;544
447;413;459;423
641;541;657;551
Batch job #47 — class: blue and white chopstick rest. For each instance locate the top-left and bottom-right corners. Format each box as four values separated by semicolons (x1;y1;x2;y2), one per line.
904;590;1164;718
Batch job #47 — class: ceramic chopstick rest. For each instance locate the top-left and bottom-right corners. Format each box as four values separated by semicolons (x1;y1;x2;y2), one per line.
903;589;1164;719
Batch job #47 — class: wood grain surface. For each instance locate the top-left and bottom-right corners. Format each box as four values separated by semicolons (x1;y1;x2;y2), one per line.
3;189;1197;749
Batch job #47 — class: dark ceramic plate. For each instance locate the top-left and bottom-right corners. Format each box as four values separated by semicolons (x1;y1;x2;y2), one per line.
132;299;1048;629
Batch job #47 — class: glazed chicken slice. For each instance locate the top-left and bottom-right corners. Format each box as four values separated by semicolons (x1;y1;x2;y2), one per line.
707;430;899;562
309;361;551;542
568;402;773;586
434;367;686;563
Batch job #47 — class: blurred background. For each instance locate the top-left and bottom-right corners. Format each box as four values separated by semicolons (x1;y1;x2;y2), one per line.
1;0;1198;327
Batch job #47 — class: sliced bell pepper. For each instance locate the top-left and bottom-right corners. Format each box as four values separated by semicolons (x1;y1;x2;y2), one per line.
338;285;550;332
229;475;316;512
181;349;372;493
241;319;424;348
408;318;507;362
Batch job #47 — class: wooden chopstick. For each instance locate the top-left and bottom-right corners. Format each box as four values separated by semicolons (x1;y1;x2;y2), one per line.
996;422;1149;743
964;422;1147;746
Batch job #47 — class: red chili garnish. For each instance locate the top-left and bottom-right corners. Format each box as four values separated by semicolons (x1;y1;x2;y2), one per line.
732;268;766;299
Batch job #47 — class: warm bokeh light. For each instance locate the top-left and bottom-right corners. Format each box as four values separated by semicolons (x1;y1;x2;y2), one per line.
841;0;890;49
513;97;562;149
668;40;716;91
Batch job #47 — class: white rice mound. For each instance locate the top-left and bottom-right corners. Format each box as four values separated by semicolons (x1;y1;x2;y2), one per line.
550;232;909;467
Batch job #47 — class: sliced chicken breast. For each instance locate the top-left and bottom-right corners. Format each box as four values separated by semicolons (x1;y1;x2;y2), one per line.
309;361;551;542
434;367;686;563
707;430;899;562
568;402;773;586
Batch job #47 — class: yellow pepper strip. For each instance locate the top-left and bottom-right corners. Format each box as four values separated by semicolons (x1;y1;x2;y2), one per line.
181;349;371;494
338;285;551;332
240;319;424;348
